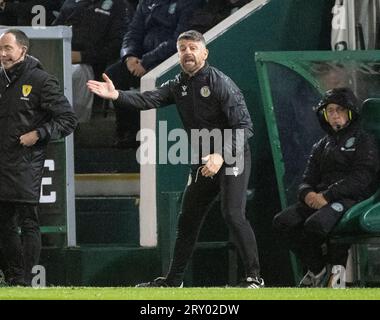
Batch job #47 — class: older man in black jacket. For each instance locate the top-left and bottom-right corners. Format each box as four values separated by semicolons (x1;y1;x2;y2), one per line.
0;29;77;286
273;87;379;287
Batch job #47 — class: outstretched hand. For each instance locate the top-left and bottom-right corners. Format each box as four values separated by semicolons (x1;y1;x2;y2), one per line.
87;73;119;100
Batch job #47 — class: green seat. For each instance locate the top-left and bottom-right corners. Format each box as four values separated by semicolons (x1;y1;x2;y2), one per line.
333;190;380;235
361;201;380;233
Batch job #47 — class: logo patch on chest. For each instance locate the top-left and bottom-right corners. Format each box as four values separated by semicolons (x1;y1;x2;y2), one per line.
168;3;177;14
341;136;356;152
345;137;356;148
181;85;188;96
22;85;32;97
101;0;113;10
21;85;32;101
200;86;211;98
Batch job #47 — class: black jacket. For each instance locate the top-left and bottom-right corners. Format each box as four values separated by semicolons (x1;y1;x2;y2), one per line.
0;56;77;203
54;0;126;68
115;63;253;159
298;121;379;203
121;0;203;71
0;0;64;25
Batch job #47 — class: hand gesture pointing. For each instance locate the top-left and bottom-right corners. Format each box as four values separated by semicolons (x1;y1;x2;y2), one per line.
87;73;119;100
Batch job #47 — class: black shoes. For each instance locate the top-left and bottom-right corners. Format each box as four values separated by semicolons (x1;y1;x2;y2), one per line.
136;276;266;289
237;276;265;288
5;277;29;287
136;277;183;288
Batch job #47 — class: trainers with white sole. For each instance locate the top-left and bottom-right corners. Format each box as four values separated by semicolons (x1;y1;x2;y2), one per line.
299;267;328;288
238;276;265;288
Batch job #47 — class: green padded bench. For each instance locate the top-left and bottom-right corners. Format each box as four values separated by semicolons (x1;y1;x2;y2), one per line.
332;190;380;242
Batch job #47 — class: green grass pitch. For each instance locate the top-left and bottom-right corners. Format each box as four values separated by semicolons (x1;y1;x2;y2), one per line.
1;287;380;300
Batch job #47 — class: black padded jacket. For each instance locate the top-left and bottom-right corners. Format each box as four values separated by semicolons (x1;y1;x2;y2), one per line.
298;121;379;203
114;63;253;160
0;56;77;203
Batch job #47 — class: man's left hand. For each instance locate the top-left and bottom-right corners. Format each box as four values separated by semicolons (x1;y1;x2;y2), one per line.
20;130;39;147
311;193;328;210
201;153;224;177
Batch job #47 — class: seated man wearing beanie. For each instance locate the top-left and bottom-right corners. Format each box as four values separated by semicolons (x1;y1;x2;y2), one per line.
273;87;379;287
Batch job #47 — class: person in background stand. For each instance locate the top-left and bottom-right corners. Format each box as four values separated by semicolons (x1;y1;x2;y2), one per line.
104;0;203;149
0;0;64;26
53;0;126;123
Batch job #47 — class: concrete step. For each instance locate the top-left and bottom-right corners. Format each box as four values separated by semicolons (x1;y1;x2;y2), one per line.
40;246;161;286
75;173;139;196
64;246;161;286
73;110;140;174
75;196;140;246
74;111;116;148
74;147;139;174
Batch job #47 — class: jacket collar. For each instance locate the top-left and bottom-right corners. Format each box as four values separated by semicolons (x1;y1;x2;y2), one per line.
180;62;210;81
6;59;27;82
328;120;360;141
1;55;42;86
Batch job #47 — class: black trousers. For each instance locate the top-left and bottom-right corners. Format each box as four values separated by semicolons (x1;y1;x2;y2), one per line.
0;202;41;284
272;200;355;274
104;60;141;140
166;148;261;285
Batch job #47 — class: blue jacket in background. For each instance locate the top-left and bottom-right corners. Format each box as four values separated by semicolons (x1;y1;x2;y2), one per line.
121;0;204;71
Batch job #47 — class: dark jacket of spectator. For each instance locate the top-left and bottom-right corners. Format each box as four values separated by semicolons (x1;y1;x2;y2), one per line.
119;0;139;57
0;0;64;26
121;0;203;71
53;0;126;70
